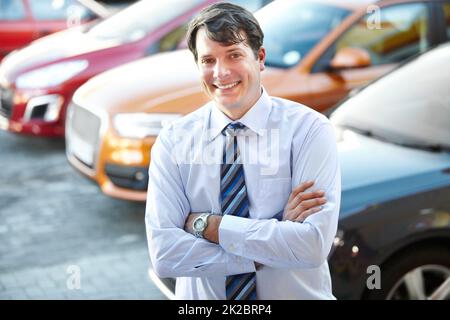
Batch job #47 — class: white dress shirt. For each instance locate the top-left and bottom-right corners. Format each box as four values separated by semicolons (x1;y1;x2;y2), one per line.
145;88;341;299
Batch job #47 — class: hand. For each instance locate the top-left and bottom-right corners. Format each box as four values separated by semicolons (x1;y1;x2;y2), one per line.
283;181;326;222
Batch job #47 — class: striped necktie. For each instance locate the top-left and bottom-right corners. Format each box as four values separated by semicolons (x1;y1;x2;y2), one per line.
221;122;256;300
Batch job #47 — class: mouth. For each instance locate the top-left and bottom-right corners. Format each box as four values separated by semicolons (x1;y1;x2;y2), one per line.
213;81;240;90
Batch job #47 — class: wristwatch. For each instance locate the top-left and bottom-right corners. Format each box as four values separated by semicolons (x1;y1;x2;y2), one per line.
192;213;211;238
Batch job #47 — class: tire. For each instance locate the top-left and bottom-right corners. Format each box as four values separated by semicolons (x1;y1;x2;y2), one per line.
364;245;450;300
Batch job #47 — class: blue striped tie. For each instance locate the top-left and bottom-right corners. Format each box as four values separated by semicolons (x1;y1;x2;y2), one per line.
221;122;256;300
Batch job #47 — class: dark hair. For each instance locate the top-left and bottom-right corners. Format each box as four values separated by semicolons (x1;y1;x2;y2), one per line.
186;2;264;61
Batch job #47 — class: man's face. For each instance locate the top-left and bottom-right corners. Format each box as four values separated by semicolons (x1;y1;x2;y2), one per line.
195;27;265;117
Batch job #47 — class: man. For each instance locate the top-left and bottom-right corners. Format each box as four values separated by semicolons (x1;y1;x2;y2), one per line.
145;2;340;300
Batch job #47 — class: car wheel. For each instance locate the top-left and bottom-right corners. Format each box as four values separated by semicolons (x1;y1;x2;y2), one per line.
365;245;450;300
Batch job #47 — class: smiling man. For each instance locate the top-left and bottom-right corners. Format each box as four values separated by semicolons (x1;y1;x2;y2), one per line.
145;2;341;300
193;21;264;120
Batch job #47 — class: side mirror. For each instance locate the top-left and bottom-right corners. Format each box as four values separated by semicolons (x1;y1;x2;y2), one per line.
329;47;371;70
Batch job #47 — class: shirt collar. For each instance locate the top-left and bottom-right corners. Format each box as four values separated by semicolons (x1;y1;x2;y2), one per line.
207;87;272;141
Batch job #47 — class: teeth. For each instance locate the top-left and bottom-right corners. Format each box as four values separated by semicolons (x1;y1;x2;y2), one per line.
216;82;239;89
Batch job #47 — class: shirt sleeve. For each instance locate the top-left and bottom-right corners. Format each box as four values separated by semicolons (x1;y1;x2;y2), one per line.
219;121;341;269
145;126;256;278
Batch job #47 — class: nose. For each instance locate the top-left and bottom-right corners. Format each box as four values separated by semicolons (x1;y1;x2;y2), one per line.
213;60;231;79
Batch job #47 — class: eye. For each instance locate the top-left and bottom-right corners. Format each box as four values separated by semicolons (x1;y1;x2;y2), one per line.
201;57;214;65
230;53;242;59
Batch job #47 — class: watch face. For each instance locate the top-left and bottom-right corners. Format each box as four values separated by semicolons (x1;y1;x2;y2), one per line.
194;218;205;230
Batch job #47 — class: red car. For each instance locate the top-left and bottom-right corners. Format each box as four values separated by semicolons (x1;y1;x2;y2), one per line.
0;0;109;61
0;0;269;137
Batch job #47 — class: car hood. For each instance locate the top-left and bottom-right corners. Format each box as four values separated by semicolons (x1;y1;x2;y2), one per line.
73;49;284;114
1;27;120;80
73;49;202;114
338;129;450;218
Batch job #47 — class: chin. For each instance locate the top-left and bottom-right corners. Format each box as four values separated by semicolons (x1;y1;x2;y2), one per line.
218;101;241;110
213;94;233;104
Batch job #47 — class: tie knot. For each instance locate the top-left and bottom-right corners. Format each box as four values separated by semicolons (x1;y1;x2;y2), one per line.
222;122;246;137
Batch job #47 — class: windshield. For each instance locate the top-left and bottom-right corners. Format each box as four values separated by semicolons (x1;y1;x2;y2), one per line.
256;0;350;68
330;44;450;149
87;0;203;43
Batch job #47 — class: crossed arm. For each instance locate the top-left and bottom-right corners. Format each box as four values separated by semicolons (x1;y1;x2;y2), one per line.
146;123;340;278
184;180;327;244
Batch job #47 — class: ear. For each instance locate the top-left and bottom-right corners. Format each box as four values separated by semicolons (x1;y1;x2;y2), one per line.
258;47;266;71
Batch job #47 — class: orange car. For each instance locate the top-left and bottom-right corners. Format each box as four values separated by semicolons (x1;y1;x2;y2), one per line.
66;0;450;201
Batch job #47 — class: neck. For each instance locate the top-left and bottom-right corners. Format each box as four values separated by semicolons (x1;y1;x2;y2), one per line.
219;105;251;121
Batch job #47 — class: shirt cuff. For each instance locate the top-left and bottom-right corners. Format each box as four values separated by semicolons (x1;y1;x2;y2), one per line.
219;215;253;258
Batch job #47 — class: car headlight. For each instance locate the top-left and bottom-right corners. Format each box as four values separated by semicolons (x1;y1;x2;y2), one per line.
16;60;89;89
113;113;182;139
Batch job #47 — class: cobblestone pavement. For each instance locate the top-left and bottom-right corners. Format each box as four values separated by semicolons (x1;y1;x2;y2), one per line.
0;130;166;300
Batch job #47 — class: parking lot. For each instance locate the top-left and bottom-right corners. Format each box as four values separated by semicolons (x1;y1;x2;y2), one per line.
0;130;165;299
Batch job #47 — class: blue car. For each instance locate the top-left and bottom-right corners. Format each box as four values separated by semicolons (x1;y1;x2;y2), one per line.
329;43;450;300
149;43;450;300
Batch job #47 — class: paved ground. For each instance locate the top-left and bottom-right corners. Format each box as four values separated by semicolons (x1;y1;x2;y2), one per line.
0;130;166;300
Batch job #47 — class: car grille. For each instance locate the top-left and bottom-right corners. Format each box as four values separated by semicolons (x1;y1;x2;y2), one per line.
0;86;13;119
66;102;101;169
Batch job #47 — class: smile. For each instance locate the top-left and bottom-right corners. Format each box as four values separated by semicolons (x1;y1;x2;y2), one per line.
214;81;240;89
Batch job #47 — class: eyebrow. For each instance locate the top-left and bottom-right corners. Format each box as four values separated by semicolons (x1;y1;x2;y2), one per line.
199;48;245;59
227;48;244;55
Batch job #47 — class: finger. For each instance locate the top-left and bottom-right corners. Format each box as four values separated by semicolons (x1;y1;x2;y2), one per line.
295;206;322;222
294;197;326;212
282;209;298;222
288;190;325;210
288;181;314;202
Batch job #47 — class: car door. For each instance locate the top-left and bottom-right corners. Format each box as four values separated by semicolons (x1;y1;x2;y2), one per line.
307;2;434;112
0;0;33;60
